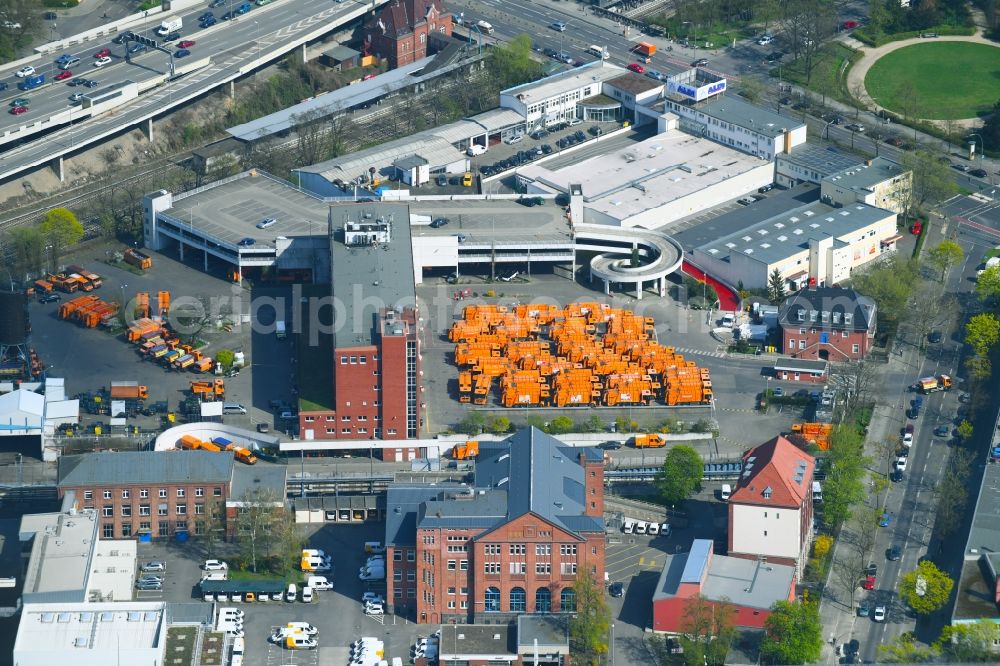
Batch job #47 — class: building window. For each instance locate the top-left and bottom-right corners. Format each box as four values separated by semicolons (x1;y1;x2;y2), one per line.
121;523;132;538
484;562;500;575
195;522;205;536
393;571;402;582
158;521;169;536
360;356;367;364
407;571;415;581
560;562;577;575
394;550;403;561
460;560;468;571
407;550;415;562
103;490;112;500
139;521;151;533
448;560;456;570
176;521;187;532
852;344;860;354
158;504;168;516
485;544;501;555
484;587;501;612
394;588;403;598
509;562;526;574
510;587;526;612
121;506;131;517
341;356;348;364
342;428;351;434
159;489;167;498
139;505;150;516
342;415;351;421
195;488;204;497
560;587;577;612
121;489;130;499
195;503;205;515
304;416;315;422
509;544;526;555
535;587;551;613
350;356;357;364
559;545;577;556
448;587;456;595
213;487;222;497
103;524;113;538
177;489;185;498
176;504;187;515
447;600;456;609
139;489;148;498
102;506;113;517
84;491;93;500
536;562;551;575
535;544;550;556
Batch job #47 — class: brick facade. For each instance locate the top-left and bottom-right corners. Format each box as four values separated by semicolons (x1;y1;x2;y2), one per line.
779;287;876;362
363;0;453;68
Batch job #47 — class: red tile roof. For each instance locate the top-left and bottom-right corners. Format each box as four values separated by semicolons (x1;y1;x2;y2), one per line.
730;436;814;509
366;0;449;38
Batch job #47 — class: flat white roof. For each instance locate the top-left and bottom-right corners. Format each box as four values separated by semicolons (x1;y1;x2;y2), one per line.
502;60;627;106
517;128;766;222
20;510;99;601
15;602;164;660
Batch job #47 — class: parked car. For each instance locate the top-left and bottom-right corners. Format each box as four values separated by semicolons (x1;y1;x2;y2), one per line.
238;237;255;246
691;58;709;66
140;561;166;572
627;63;645;74
362;592;384;604
758;184;773;193
933;425;950;437
430;218;449;228
887;544;901;561
971;168;988;178
517;196;544;207
879;510;892;527
736;197;755;206
203;559;228;571
873;605;886;622
599;440;622;450
39;293;61;303
845;123;865;132
608;582;624;598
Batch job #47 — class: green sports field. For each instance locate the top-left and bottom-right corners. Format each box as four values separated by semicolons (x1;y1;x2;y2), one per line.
864;42;1000;120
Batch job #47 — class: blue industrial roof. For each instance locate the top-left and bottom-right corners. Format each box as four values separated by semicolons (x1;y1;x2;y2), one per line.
680;539;712;584
385;485;443;547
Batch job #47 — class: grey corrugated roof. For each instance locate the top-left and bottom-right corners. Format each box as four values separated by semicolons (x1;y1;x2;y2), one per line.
386;485;444;547
779;143;862;177
297;134;461;182
690;94;805;138
779;286;876;331
58;451;232;487
823;156;906;192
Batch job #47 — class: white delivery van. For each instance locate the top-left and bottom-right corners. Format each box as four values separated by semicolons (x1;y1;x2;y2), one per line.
634;521;648;534
467;144;487;156
587;45;610;60
156;16;182;35
812;481;823;502
622;519;635;534
476;20;494;34
301;586;314;602
307;575;333;590
721;484;732;501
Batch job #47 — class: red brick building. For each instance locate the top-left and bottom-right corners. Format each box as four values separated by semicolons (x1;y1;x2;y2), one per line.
363;0;453;68
57;451;234;540
385;428;607;624
728;436;817;575
779;286;877;361
296;204;421;461
652;539;796;633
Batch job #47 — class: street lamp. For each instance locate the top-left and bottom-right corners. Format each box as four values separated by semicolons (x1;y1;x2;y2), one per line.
969;134;991;185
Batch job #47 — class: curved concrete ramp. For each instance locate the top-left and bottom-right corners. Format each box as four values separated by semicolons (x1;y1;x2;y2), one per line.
574;224;684;299
155;422;280;452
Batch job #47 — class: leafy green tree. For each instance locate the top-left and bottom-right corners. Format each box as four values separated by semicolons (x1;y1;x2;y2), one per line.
957;420;974;441
850;256;919;326
965;313;1000;357
966;355;993;381
878;631;939;663
899;560;954;615
215;348;236;370
820;425;868;528
526;414;547;431
456;412;486;436
975;265;1000;303
674;595;736;665
568;571;610;665
486;415;511;435
488;34;544;89
657;446;703;506
936;621;1000;662
900;150;958;217
5;226;45;277
760;600;823;665
935;449;973;539
39;207;84;269
583;414;605;433
925;240;964;281
547;415;575;434
767;268;786;304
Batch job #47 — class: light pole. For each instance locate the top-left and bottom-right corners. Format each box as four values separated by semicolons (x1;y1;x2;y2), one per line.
969;134;991;185
610;623;615;666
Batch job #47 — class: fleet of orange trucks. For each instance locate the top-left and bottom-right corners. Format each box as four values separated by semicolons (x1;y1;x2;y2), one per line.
110;381;149;400
191;379;226;399
124;248;152;270
65;266;103;290
177;435;256;464
633;434;666;448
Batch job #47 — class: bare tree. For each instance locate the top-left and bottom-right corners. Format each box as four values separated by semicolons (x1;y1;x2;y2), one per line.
854;505;882;564
829;359;880;414
233;488;284;573
832;547;865;610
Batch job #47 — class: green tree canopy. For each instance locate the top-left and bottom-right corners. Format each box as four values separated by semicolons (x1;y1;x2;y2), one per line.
657;445;703;506
488;34;543;89
975;265;1000;303
850;256;919;325
568;571;610;665
900;149;958;216
761;600;823;665
900;560;955;615
820;425;869;528
40;207;84;269
767;268;786;304
547;415;575;434
965;313;1000;357
925;240;964;280
936;620;1000;662
456;412;486;436
486;415;511;435
215;349;236;370
5;226;45;278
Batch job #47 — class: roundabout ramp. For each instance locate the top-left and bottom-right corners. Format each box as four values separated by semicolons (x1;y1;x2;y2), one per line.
574;224;684;299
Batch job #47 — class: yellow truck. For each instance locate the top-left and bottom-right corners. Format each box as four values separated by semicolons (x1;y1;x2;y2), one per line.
633;434;666;448
916;374;952;394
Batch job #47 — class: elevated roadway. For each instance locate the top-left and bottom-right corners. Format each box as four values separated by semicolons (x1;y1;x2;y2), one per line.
0;0;388;182
575;223;684;299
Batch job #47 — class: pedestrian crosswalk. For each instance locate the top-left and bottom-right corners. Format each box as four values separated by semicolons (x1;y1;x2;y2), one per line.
670;346;728;358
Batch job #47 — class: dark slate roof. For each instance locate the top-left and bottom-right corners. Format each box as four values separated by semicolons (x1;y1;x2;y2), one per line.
385;485;445;546
58;451;233;487
778;287;876;332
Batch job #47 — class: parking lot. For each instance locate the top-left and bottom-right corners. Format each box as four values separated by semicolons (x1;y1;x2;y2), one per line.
25;241;298;445
133;520;428;666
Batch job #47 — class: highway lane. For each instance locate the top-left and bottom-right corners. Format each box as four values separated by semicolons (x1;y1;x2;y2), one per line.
0;0;377;138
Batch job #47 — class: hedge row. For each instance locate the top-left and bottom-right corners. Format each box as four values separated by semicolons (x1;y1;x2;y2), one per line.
852;24;976;47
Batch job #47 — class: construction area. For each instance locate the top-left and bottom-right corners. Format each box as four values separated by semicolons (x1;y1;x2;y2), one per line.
450;303;713;409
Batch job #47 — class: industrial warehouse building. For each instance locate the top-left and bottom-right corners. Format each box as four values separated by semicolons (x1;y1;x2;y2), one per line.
690;200;899;290
516;117;772;229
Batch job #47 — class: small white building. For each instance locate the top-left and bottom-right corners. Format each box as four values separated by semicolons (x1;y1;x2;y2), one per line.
776;143;863;188
821;157;911;214
14;601;166;666
691;200;899;290
657;94;807;161
500;60;628;129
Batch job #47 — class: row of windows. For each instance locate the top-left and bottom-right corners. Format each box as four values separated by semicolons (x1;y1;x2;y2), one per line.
393;587;417;598
485;561;576;575
483;586;576;613
304;409;380;423
339;355;369;365
482;543;578;556
85;487;220;500
797;328;851;338
99;503;206;517
102;520;195;539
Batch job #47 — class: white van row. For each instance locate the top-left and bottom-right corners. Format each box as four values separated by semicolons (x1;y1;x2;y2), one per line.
622;519;670;536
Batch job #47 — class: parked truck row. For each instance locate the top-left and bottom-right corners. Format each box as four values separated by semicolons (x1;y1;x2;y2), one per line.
179;433;258;464
127;317;216;373
58;295;121;328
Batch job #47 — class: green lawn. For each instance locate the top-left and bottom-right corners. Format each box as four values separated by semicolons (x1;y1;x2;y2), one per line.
865;42;1000;120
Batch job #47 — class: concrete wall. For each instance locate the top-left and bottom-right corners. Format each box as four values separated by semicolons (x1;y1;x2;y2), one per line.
729;503;802;561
